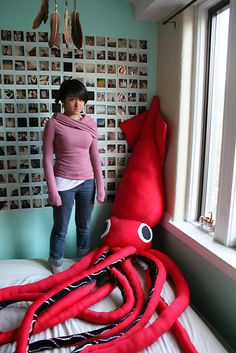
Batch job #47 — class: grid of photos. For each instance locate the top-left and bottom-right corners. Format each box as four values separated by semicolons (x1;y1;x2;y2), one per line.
0;29;149;210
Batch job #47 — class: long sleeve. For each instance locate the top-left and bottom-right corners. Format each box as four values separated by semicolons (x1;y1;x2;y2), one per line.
90;138;105;202
42;119;62;206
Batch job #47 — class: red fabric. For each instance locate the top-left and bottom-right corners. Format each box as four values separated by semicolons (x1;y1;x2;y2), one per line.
0;97;198;353
111;96;167;227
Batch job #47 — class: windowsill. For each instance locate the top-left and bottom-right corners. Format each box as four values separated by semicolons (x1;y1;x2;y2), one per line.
161;213;236;281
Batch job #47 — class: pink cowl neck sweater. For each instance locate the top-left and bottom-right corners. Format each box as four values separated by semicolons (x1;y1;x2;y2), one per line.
43;113;105;206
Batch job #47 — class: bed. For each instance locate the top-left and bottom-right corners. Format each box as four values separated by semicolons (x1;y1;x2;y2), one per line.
0;257;232;353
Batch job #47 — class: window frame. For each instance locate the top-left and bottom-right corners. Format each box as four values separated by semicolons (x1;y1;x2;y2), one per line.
186;0;236;247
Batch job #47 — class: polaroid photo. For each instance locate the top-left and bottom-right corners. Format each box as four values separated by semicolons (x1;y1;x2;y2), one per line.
6;132;16;141
96;105;106;115
108;51;116;61
86;63;95;74
27;45;37;57
75;63;84;73
128;66;138;75
21;200;31;209
7;146;17;156
4;74;14;84
97;78;105;88
107;118;116;128
128;52;137;62
51;62;61;71
139;40;147;50
85;36;95;46
107;79;116;88
118;38;126;48
128;93;136;102
86;78;95;87
2;45;12;56
107;170;116;179
74;49;83;59
107;105;116;115
64;62;73;72
3;60;13;70
5;103;14;114
51;48;61;58
97;92;106;102
18;132;28;142
129;39;137;49
38;32;48;42
40;103;49;113
139;53;147;63
86;50;95;60
1;30;12;41
27;74;38;85
51;76;60;85
16;75;25;85
118;106;126;115
39;47;49;57
97;64;106;74
26;32;36;42
4;89;14;99
97;50;106;60
14;31;24;42
31;159;41;169
39;74;49;85
97;118;105;128
107;65;116;75
96;36;106;46
98;145;106;154
107;37;116;48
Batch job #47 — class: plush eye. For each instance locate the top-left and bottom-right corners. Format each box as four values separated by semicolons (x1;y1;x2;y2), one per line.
101;219;111;238
138;223;153;243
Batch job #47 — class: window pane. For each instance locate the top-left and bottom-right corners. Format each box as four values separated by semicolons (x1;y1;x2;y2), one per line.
201;5;230;221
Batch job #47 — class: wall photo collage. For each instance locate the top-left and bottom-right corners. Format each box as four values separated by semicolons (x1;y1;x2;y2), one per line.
0;29;149;211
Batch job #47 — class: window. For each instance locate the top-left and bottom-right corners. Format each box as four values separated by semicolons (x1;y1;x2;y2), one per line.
187;0;236;247
201;1;230;220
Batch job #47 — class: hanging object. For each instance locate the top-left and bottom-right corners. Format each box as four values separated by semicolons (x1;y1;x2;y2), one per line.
32;0;49;29
32;0;83;50
48;0;60;49
64;0;73;49
71;0;83;50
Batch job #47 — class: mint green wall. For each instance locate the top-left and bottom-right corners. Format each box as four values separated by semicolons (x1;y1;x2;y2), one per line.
0;0;157;259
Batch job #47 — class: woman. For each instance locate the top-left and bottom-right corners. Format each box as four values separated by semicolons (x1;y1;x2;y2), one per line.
43;79;105;273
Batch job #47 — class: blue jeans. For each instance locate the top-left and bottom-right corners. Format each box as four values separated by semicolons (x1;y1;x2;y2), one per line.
49;179;95;264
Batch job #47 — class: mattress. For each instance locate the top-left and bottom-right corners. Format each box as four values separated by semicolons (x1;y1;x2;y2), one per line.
0;258;231;353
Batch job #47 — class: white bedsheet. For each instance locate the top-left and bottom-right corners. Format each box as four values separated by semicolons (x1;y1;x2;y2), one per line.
0;259;231;353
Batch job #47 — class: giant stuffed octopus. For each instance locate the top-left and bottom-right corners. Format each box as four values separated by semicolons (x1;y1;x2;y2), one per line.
0;96;198;353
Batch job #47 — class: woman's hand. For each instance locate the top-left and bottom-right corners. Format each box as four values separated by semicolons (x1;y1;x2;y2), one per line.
96;188;105;203
48;191;62;207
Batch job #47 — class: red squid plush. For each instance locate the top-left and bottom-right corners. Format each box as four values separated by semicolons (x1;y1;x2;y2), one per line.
0;96;198;353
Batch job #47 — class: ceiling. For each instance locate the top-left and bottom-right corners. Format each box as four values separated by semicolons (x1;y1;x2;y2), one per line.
123;0;194;22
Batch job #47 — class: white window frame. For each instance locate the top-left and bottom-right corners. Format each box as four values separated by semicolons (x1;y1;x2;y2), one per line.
186;0;236;247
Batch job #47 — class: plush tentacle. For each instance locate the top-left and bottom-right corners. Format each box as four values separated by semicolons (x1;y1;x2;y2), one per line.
14;247;136;353
158;299;198;353
26;255;153;353
0;247;112;345
0;248;101;304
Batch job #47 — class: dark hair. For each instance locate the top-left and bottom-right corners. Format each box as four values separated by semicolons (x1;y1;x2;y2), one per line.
55;79;88;104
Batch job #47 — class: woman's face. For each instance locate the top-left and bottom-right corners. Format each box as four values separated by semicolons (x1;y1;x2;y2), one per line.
63;95;85;117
